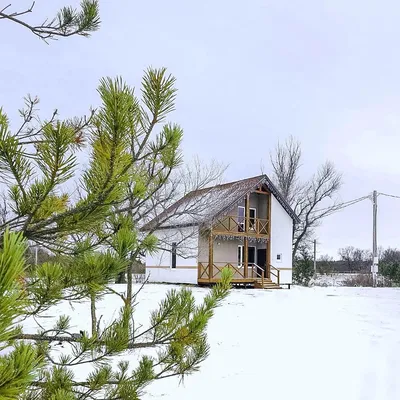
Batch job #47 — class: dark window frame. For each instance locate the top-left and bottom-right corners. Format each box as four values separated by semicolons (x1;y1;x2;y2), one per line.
171;242;177;268
249;208;256;230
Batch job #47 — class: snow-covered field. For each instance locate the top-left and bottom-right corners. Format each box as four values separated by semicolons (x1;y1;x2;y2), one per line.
27;284;400;400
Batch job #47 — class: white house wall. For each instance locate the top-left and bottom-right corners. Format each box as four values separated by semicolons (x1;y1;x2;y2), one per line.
270;195;293;284
146;267;198;285
198;236;266;265
145;226;198;284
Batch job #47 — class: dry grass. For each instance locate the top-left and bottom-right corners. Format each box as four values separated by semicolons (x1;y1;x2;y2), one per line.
342;273;392;287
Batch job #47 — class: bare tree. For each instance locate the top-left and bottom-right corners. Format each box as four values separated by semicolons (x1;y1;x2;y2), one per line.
338;246;372;271
113;155;227;296
138;156;227;231
146;157;226;253
270;136;302;205
338;246;355;271
270;137;343;258
292;162;342;258
0;1;100;41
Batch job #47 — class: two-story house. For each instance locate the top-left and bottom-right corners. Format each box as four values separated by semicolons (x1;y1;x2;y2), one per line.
144;175;299;289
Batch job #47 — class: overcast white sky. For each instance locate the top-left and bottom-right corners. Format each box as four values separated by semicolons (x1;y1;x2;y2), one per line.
1;0;400;258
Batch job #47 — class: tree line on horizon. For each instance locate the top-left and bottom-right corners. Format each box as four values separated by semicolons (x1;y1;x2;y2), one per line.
293;245;400;286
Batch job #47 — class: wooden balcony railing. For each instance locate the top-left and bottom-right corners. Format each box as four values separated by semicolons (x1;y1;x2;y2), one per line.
199;262;246;280
198;262;280;285
212;215;269;236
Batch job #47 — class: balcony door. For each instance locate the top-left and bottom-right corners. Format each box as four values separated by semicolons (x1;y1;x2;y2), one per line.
256;249;267;277
237;206;256;232
238;245;256;266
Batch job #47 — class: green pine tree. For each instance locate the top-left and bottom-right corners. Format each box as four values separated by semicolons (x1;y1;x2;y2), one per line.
0;69;233;399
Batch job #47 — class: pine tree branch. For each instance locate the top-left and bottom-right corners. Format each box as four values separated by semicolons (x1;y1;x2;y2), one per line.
12;332;167;350
17;110;58;141
0;1;100;41
15;95;38;137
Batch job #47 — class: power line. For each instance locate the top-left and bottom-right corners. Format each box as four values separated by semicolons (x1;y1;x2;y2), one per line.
378;192;400;200
308;195;371;215
322;196;371;217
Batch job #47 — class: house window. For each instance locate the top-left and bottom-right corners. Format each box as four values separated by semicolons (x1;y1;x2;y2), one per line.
238;245;256;266
276;253;282;263
171;242;177;268
238;206;245;232
238;245;243;266
249;208;256;230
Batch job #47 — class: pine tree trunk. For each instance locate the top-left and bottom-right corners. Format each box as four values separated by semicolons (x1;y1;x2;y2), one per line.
90;293;97;336
127;261;133;303
126;206;134;299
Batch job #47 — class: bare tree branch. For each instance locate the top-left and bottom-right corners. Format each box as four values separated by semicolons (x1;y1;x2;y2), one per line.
270;137;342;258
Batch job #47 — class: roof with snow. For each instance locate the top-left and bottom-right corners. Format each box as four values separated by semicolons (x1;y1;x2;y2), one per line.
142;174;300;230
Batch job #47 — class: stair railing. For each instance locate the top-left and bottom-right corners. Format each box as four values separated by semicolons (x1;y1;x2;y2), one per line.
268;264;280;286
253;263;265;287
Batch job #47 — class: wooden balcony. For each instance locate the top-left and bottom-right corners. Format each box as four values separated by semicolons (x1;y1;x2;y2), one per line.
212;215;269;237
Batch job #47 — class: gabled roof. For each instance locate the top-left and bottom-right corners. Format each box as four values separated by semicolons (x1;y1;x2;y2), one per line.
143;174;300;231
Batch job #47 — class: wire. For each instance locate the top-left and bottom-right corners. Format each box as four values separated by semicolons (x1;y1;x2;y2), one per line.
308;195;371;215
319;196;370;218
378;192;400;199
323;196;370;216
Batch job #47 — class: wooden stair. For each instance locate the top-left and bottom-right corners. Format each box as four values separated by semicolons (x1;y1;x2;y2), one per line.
254;278;281;290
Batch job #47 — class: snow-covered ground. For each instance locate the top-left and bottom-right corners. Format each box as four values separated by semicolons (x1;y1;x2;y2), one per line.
26;284;400;400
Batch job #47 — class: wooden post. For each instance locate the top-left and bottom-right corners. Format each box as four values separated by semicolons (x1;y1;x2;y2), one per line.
244;238;248;278
267;194;271;272
198;263;201;281
208;231;213;282
244;194;250;278
262;270;264;287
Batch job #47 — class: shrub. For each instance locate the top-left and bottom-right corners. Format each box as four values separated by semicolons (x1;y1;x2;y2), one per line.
379;262;400;284
293;250;314;286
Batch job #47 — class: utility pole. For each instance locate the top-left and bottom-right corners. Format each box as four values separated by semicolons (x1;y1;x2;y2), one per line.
372;190;378;287
313;239;317;274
